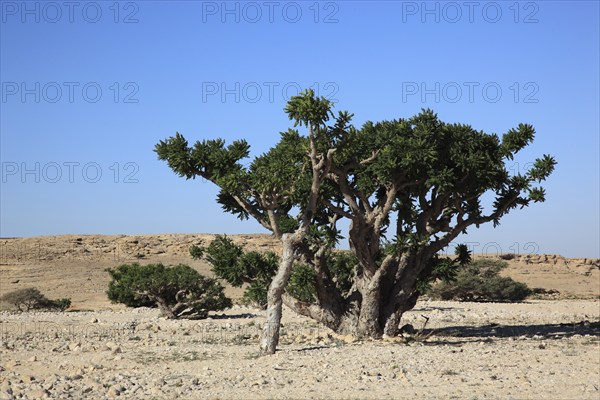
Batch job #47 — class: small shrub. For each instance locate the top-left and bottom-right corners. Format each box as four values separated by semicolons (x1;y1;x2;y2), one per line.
0;288;70;311
51;298;72;311
1;288;51;311
106;263;232;319
530;287;560;298
441;369;460;376
427;259;532;302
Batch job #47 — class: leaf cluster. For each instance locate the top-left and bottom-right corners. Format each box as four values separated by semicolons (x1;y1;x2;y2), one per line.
334;111;556;241
417;244;472;292
193;236;355;306
191;236;278;308
287;263;317;303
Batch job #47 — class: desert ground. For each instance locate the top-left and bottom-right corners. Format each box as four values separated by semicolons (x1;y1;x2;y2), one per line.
0;234;599;399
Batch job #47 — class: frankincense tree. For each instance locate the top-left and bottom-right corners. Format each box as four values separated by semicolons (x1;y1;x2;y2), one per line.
156;89;555;353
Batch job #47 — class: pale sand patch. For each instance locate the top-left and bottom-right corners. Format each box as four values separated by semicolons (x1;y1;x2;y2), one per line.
0;301;598;399
0;234;598;398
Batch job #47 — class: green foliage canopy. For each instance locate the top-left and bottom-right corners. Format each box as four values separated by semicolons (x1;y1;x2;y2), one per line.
156;89;556;338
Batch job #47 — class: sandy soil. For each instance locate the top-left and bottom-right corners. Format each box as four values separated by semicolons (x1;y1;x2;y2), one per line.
0;234;599;399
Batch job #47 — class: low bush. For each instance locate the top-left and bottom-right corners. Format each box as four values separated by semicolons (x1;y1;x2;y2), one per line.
51;298;72;311
0;288;72;311
106;263;232;319
427;259;532;302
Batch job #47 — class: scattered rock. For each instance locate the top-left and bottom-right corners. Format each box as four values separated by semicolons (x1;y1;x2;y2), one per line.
42;378;56;391
399;324;416;335
107;383;124;397
0;383;12;395
68;342;82;352
28;389;49;398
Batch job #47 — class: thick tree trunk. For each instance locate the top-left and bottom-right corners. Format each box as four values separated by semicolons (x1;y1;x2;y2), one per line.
282;294;341;332
153;297;177;319
269;245;429;341
355;252;423;338
282;288;360;335
259;234;297;354
283;280;421;340
383;290;419;337
357;282;382;338
383;310;401;337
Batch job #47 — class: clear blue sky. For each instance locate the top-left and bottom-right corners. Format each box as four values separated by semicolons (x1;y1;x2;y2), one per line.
1;1;598;258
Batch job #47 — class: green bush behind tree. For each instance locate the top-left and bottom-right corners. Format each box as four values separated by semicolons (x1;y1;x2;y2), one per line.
106;263;232;319
426;259;532;302
190;235;354;308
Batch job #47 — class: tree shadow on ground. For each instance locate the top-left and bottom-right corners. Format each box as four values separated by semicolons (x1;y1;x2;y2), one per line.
296;345;330;352
208;313;257;319
412;305;467;312
424;320;599;343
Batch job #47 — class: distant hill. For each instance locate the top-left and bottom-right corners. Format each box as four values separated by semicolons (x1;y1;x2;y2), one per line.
1;234;598;310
